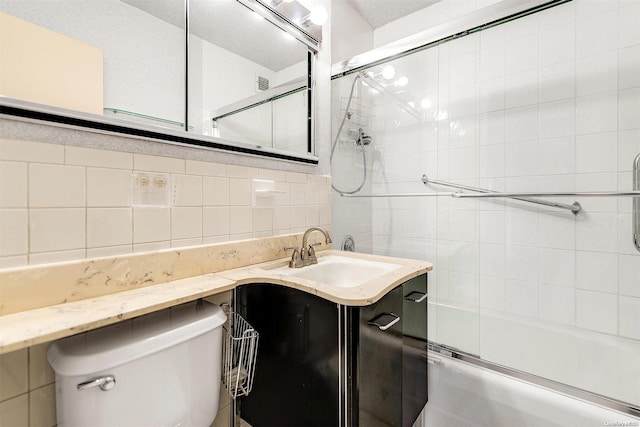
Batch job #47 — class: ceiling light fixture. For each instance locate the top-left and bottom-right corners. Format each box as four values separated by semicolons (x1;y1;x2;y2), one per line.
309;5;328;25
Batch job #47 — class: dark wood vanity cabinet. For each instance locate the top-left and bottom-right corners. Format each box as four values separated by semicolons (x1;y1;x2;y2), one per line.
347;274;428;427
237;273;428;427
237;284;340;427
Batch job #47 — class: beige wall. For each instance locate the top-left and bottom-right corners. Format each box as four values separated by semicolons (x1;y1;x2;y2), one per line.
0;12;103;115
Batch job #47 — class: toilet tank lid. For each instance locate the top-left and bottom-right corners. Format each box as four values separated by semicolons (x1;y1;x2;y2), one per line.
47;300;227;376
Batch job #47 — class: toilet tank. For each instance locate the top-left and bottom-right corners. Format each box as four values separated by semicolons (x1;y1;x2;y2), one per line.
47;300;227;427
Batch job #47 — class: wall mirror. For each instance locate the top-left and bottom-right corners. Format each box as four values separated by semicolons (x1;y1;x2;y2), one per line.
0;0;318;161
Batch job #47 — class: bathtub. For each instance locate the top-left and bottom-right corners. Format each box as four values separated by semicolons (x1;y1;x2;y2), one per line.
415;350;639;427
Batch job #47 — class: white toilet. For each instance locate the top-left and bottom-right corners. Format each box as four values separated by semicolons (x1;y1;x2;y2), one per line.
47;300;227;427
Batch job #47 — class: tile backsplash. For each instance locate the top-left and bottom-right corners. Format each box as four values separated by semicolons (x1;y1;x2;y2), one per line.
0;139;331;268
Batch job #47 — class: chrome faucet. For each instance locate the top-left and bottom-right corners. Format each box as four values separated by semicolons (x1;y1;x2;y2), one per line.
301;227;332;266
284;227;332;268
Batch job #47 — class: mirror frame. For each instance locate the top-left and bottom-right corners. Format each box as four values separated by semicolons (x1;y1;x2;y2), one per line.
0;0;320;164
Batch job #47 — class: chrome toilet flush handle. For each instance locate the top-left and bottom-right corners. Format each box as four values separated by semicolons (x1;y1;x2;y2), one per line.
77;375;116;391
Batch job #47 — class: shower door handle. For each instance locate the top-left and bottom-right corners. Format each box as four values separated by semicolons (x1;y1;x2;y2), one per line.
633;153;640;252
367;313;400;331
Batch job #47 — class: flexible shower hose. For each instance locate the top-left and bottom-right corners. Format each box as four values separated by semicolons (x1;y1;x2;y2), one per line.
330;73;367;195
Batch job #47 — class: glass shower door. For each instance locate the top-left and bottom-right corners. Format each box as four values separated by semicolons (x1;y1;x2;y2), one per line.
331;0;640;412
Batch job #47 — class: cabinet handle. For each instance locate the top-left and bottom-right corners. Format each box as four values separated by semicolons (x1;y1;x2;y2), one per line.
367;313;400;331
404;291;427;303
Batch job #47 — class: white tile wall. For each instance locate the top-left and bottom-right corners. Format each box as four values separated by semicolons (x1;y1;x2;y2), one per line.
576;251;618;293
576;132;618;173
134;154;184;173
0;140;331;266
538;284;575;326
171;207;203;240
229;206;252;235
65;146;133;169
576;290;618;334
619;296;640;339
505;280;538;318
203;176;230;206
87;208;132;248
133;207;171;244
203;207;230;237
576;92;618;135
0;209;28;256
30;209;85;253
539;60;575;103
172;175;203;207
0;139;65;164
87;168;132;207
29;164;85;208
333;0;640;387
0;161;27;208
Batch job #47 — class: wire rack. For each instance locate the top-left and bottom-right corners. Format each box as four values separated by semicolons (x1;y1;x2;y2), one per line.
223;312;259;399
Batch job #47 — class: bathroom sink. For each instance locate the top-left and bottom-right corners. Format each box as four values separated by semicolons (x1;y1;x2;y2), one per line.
267;255;401;287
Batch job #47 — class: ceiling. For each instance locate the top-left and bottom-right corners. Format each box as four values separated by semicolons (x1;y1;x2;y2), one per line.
121;0;307;71
344;0;441;28
120;0;441;69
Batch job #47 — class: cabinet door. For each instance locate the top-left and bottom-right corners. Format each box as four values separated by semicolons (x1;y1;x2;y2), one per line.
356;285;404;427
237;284;339;427
402;274;428;427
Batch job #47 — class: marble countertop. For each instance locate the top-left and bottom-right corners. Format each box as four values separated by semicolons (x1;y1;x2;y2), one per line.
219;250;431;306
0;240;432;354
0;274;235;354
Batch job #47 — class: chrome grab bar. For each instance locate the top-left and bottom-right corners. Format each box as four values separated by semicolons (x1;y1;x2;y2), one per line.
634;153;640;252
341;192;456;198
422;175;582;214
339;190;640;200
339;175;640;218
452;191;640;198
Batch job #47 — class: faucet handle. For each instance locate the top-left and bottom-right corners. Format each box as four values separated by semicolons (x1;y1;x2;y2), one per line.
308;242;321;254
284;246;303;268
305;242;322;265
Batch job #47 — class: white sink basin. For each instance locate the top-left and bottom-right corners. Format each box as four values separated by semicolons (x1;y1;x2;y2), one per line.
267;255;401;287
